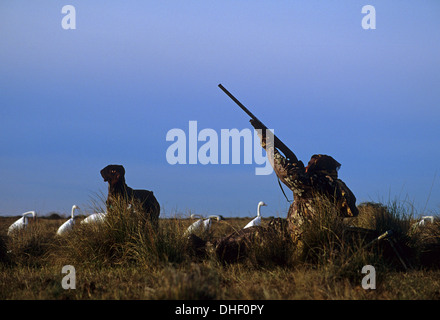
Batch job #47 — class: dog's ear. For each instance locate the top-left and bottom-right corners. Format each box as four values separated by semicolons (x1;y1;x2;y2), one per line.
114;165;125;177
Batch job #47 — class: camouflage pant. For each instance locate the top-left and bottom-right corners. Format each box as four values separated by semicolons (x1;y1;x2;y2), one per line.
286;199;317;252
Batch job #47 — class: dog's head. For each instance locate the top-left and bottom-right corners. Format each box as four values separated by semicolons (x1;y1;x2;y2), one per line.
100;164;125;187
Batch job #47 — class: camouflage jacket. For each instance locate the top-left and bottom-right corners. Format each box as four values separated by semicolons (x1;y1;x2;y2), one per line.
257;130;358;245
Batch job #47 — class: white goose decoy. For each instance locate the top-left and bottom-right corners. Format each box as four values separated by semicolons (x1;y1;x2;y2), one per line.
208;215;224;222
81;211;107;225
8;211;37;235
417;216;435;227
56;205;80;236
184;214;224;236
243;201;267;229
184;214;205;236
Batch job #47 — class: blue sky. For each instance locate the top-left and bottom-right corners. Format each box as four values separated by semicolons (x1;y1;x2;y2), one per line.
1;1;439;218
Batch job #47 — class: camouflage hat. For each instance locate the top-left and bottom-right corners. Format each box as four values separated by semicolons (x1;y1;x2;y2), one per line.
305;154;341;179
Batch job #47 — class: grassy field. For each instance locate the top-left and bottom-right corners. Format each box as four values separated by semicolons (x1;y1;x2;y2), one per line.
1;199;440;300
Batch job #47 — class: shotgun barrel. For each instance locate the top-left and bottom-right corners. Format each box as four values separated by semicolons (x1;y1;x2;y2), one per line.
218;84;298;163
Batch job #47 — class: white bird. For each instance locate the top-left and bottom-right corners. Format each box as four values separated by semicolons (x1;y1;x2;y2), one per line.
208;215;224;222
184;214;224;236
417;216;437;227
243;201;267;229
56;205;80;236
81;211;107;225
184;214;205;236
8;211;37;235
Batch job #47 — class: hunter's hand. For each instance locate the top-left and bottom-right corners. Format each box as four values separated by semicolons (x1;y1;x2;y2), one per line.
250;119;267;148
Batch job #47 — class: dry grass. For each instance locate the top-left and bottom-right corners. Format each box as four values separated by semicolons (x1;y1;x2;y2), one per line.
1;198;440;300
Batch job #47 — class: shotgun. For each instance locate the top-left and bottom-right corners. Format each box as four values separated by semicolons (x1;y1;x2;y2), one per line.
218;84;298;163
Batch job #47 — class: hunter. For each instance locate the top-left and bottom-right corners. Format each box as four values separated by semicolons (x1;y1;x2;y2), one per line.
250;119;359;249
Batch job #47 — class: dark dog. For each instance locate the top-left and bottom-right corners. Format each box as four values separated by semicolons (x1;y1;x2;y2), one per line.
100;164;160;228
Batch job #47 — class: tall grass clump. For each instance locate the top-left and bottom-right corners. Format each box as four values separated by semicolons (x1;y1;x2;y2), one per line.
52;197;190;269
354;201;418;268
408;218;440;268
245;218;296;269
6;220;58;267
354;201;415;236
127;216;191;268
297;197;417;282
300;197;354;266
